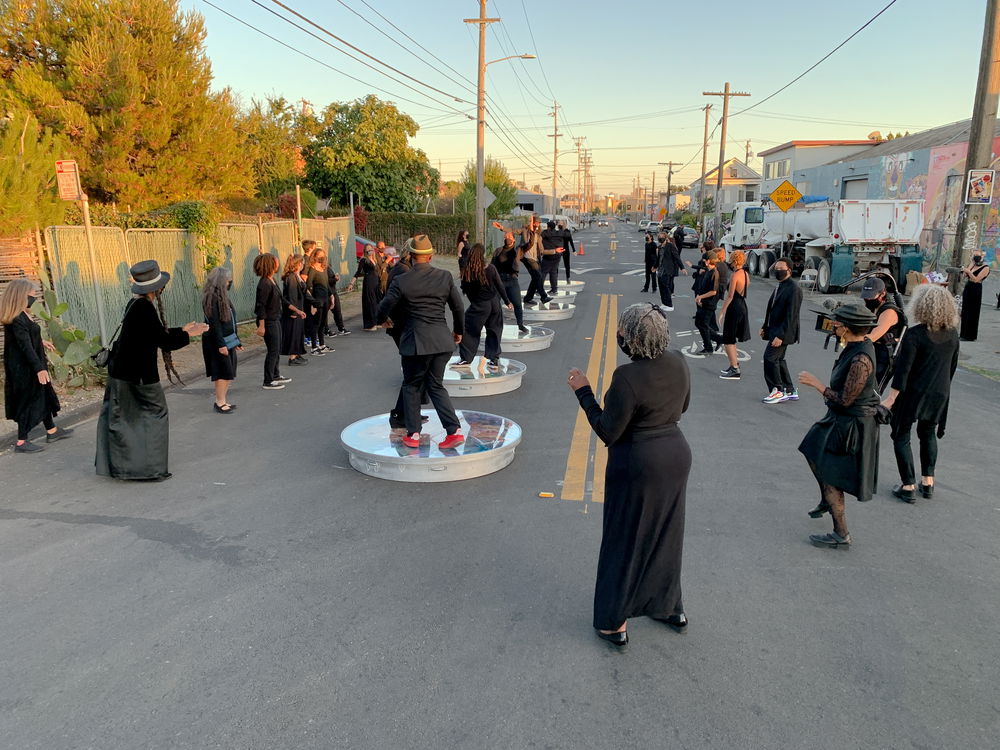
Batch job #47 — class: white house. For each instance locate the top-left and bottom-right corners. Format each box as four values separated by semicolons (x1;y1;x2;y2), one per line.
684;158;761;215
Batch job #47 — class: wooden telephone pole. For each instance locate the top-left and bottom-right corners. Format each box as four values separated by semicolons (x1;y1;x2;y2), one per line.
548;102;561;215
698;104;712;235
658;161;677;219
704;83;750;240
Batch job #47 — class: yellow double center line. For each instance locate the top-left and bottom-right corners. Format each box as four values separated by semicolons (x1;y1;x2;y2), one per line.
560;293;619;503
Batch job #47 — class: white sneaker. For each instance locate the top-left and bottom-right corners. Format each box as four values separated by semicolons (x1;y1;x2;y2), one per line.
659;305;674;312
762;388;786;404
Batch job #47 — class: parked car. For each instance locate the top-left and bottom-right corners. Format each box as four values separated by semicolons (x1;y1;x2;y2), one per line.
637;219;651;231
645;221;662;234
681;226;700;247
597;219;609;227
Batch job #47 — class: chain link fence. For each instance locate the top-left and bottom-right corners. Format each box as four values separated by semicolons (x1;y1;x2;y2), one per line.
301;217;352;289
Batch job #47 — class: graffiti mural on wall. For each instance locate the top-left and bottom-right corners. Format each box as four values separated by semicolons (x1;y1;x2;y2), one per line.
880;151;927;201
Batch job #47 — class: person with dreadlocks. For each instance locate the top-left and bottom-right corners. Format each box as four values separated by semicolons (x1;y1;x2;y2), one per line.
455;242;513;368
567;303;692;647
96;260;208;481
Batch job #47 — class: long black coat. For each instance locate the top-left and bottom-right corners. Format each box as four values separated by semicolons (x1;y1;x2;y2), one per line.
655;241;683;278
890;324;959;430
574;350;692;630
4;312;59;428
376;263;463;356
762;278;802;343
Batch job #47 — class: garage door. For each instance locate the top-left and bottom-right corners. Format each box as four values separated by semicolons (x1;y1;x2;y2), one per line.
842;178;868;199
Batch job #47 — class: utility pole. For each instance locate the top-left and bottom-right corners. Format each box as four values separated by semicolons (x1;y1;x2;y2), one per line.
548;101;561;215
658;161;677;218
744;139;753;165
465;0;499;243
574;136;585;218
698;104;712;234
953;0;1000;275
651;172;656;219
704;83;750;240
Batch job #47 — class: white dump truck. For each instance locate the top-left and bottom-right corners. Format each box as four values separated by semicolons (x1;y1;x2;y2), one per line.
720;199;924;292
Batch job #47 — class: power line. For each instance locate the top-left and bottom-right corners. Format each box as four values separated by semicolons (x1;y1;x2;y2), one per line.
201;1;462;115
732;0;899;117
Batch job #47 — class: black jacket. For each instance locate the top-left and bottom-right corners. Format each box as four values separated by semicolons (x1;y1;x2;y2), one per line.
540;229;563;255
205;300;237;349
762;278;802;343
656;241;683;278
559;228;575;253
255;277;291;324
376;262;464;356
890;324;959;429
3;312;59;424
461;264;512;305
109;297;190;384
672;225;685;248
644;241;659;265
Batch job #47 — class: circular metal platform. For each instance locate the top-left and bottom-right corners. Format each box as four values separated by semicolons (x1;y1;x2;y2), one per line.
520;301;576;321
443;355;526;396
478;324;554;352
542;289;577;303
562;279;586;291
340;409;522;482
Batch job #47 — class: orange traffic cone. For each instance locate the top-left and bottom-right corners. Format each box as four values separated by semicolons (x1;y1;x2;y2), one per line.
577;243;585;256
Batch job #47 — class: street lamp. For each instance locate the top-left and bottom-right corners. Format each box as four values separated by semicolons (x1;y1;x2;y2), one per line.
473;53;536;242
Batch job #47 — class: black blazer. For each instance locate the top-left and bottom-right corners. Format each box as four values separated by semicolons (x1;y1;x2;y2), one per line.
890;324;959;428
762;279;802;343
656;241;683;278
109;297;190;384
376;263;464;356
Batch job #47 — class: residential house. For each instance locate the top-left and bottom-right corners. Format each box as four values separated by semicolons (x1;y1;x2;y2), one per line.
684;158;761;215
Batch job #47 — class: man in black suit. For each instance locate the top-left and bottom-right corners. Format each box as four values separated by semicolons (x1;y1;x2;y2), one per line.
760;257;803;404
654;232;685;310
377;234;466;449
539;220;564;296
672;223;686;251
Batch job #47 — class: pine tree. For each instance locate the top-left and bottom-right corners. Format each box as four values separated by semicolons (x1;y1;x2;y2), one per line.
0;109;66;235
0;0;252;208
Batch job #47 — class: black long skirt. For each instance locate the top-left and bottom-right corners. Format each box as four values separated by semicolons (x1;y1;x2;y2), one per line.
280;315;305;355
594;426;691;630
361;274;381;329
798;410;879;501
960;281;983;340
95;377;171;480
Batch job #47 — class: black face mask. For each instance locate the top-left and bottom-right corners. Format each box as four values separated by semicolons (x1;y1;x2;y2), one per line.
973;254;984;263
864;298;880;311
774;269;789;281
616;333;632;358
26;295;37;308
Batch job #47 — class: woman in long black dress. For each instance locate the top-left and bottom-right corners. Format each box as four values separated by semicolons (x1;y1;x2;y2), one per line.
456;243;512;368
349;244;382;331
882;285;960;502
959;250;990;341
797;304;879;549
1;279;73;452
717;249;751;380
567;303;692;646
96;260;208;480
281;254;309;367
200;267;241;414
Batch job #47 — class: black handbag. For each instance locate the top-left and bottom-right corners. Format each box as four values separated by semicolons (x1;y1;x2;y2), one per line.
91;300;135;368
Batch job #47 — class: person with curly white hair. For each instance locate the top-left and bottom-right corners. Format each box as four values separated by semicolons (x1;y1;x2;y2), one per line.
567;303;691;647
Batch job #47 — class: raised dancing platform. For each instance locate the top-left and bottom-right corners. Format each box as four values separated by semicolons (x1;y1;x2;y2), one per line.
562;279;586;292
542;289;577;303
519;301;576;321
340;409;522;482
443;355;526;396
480;324;553;352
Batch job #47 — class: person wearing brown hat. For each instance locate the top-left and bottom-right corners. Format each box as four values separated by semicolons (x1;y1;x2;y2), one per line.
796;304;880;549
376;234;466;449
96;260;209;481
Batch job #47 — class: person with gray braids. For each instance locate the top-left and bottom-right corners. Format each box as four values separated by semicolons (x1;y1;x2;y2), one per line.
567;303;692;647
96;260;208;481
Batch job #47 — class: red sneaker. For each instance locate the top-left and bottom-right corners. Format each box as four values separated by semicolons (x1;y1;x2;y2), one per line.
438;432;465;450
402;433;421;448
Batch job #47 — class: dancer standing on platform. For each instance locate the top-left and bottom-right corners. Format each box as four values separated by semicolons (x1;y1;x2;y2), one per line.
539;220;564;296
491;232;528;333
718;250;751;380
760;257;802;404
349;243;383;331
520;216;551;305
2;279;73;453
376;235;465;449
558;220;575;286
281;254;309;368
96;261;208;480
567;303;692;646
456;243;513;368
693;252;723;355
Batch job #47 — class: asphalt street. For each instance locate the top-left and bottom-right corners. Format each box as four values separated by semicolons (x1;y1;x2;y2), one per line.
2;222;998;749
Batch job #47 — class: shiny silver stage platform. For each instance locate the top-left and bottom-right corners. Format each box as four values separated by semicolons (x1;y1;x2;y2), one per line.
519;301;576;321
542;289;577;303
340;409;522;482
562;279;585;291
443;355;526;396
479;324;553;352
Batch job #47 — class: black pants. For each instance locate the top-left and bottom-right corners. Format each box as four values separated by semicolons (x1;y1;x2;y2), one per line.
657;274;675;306
695;307;721;351
643;263;658;292
401;352;460;436
500;273;523;326
460;299;503;362
522;260;548;303
562;247;572;281
763;342;793;392
263;319;282;384
329;289;345;332
18;414;55;441
541;255;561;294
312;299;330;346
892;419;938;485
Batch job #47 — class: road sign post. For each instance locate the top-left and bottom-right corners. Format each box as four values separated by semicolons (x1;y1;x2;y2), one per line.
770;180;803;260
56;160;109;344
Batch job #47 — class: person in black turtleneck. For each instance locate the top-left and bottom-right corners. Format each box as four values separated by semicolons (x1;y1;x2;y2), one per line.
491;232;528;333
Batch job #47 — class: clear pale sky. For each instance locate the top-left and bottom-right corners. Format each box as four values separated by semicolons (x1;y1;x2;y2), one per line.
186;0;986;196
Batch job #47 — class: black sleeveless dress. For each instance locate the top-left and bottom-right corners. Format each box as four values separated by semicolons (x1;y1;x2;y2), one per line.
722;268;751;344
960;264;987;340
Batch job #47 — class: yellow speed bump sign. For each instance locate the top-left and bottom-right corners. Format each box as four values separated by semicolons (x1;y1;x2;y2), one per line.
770;180;803;212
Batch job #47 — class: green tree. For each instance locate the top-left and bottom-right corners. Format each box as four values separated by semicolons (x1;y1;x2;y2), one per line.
0;0;251;207
303;95;438;211
459;157;516;218
242;96;305;201
0;109;66;234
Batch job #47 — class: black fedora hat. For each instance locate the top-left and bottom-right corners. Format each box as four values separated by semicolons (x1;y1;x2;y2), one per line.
129;260;170;294
831;303;876;328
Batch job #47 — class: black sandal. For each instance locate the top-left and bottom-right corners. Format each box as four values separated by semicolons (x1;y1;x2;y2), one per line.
213;403;235;414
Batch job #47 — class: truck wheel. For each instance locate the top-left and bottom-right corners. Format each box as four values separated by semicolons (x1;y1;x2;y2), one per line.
804;256;818;271
746;251;758;276
817;258;832;293
761;250;776;278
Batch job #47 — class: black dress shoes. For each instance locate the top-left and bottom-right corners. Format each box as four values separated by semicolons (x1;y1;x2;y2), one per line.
655;613;688;633
919;483;934;499
596;629;628;646
46;426;74;442
892;484;916;503
808;502;830;518
809;532;851;549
